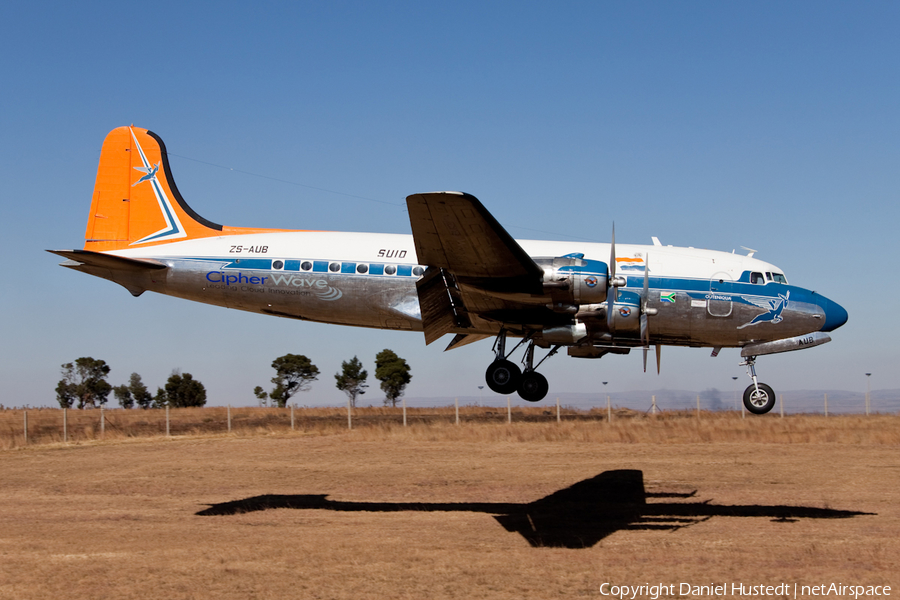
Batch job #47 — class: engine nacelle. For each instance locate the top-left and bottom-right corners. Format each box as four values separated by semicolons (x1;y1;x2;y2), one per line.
542;322;588;345
536;256;608;305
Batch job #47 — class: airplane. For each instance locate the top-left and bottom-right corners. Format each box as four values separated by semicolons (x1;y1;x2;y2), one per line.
50;126;849;414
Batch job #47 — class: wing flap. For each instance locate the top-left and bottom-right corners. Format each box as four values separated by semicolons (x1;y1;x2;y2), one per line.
416;267;473;345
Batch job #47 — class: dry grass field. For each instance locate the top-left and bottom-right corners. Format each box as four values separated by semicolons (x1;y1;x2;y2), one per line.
0;412;897;599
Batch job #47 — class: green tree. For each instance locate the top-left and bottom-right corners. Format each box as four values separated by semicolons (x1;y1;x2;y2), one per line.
152;387;167;409
113;385;133;409
55;357;112;409
163;371;207;408
253;386;269;407
335;356;368;408
262;354;319;408
114;373;153;409
374;349;411;407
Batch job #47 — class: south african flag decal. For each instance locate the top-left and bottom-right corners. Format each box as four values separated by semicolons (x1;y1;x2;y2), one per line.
660;292;676;303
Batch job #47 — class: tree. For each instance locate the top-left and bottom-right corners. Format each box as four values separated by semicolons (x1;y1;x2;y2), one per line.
56;357;112;409
261;354;319;408
113;385;133;409
253;386;269;407
114;373;153;409
374;349;411;407
163;371;207;408
335;356;368;407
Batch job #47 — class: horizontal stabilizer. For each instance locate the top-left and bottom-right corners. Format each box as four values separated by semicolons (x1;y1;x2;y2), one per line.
48;249;167;271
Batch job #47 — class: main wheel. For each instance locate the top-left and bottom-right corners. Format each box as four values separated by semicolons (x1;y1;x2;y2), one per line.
518;371;549;402
743;383;776;414
485;360;521;395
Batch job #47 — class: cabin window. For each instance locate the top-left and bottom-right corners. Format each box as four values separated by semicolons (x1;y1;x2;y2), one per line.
413;266;425;276
272;260;284;270
329;262;340;272
357;264;369;274
750;272;764;284
300;261;312;271
384;265;397;275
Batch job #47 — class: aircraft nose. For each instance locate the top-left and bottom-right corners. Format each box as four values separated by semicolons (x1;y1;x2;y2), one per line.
822;298;848;332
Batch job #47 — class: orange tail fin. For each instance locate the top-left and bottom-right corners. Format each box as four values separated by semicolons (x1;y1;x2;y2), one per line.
85;126;293;252
84;127;224;251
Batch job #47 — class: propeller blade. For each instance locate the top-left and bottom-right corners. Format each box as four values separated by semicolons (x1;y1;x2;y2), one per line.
640;254;650;373
607;224;617;334
655;343;661;374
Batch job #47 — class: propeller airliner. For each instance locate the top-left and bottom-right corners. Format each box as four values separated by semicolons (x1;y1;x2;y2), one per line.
51;127;848;414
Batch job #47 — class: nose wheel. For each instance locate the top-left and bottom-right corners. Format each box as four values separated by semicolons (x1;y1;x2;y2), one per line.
740;356;777;414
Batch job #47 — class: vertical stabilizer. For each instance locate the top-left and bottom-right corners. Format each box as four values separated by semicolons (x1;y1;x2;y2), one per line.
84;126;224;252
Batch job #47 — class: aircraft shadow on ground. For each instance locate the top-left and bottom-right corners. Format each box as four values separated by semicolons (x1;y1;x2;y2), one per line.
196;470;874;548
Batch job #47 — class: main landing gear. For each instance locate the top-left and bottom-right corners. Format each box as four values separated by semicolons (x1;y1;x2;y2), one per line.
740;355;776;414
485;330;557;402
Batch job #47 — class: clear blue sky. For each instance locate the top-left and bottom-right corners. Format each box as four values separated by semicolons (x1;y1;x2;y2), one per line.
1;1;896;407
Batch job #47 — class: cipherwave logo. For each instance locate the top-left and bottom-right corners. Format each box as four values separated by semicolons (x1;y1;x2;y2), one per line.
205;272;343;301
268;273;343;301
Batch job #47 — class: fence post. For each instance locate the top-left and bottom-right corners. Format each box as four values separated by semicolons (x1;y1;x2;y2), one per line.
455;398;459;426
740;395;745;419
780;394;784;418
100;406;105;438
607;395;611;422
402;397;407;427
347;398;352;430
651;395;657;415
696;395;700;419
227;405;231;432
507;397;511;424
166;405;170;436
63;408;67;443
824;393;828;417
291;403;295;431
24;411;28;445
556;397;560;423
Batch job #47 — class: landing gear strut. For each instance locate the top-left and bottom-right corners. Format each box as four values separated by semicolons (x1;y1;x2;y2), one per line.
740;355;776;414
484;330;557;402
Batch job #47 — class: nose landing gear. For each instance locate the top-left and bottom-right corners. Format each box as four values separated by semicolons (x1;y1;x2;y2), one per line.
740;355;776;414
484;329;557;402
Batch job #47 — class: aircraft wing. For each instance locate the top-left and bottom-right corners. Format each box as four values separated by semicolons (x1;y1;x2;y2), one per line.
406;192;544;280
406;192;554;345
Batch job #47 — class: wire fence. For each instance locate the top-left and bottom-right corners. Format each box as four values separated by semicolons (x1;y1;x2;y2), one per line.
1;397;896;449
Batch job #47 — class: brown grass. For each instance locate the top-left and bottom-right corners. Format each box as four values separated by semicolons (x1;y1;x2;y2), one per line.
2;406;898;450
0;414;897;599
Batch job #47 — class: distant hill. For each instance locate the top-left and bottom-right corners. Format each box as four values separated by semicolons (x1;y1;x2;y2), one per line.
401;389;900;415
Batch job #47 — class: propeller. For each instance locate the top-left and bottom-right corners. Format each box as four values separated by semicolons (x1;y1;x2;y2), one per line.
640;254;659;373
607;224;618;335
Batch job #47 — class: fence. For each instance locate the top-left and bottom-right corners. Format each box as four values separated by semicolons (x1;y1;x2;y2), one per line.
1;395;894;450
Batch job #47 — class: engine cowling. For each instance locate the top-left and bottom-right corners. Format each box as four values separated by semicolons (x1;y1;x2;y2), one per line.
536;256;609;305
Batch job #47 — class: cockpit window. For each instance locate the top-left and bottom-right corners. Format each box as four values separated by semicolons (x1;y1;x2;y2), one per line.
765;272;773;281
750;272;765;284
772;273;787;284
